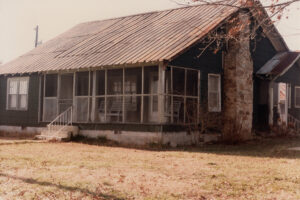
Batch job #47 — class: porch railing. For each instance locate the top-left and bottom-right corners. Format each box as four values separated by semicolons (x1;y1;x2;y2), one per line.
288;114;300;133
48;106;73;134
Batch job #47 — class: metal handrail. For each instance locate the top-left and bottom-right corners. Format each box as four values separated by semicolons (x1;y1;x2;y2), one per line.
288;114;300;133
48;106;73;134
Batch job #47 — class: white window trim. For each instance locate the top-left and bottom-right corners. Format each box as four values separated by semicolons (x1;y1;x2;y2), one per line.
208;73;221;112
6;77;29;111
294;86;300;108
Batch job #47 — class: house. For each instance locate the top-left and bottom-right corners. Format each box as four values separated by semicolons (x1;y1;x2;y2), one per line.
0;1;300;145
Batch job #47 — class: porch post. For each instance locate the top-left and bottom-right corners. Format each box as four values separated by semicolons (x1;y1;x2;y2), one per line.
73;72;76;122
285;83;288;124
104;69;107;122
141;66;144;123
42;74;46;121
88;70;91;122
91;71;96;122
122;67;125;123
38;74;42;123
268;81;274;126
197;71;201;124
57;74;61;115
158;62;165;123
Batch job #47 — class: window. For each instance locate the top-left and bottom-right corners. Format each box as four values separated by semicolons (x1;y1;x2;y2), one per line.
208;74;221;112
295;86;300;108
7;77;29;110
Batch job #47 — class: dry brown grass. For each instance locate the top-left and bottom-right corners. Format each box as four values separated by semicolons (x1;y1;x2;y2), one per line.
1;137;300;199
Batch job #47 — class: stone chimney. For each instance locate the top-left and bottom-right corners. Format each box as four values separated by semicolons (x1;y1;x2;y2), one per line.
223;10;254;141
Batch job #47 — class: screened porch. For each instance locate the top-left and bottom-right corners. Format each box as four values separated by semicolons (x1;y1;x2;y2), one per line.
42;65;200;125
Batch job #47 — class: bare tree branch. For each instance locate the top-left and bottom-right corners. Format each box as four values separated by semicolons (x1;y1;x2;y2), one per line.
171;0;300;56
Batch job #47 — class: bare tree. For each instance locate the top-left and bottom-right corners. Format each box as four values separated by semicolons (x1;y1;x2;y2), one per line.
172;0;300;54
175;0;300;142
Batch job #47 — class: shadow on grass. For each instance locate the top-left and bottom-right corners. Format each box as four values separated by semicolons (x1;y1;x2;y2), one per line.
72;136;300;159
0;172;125;200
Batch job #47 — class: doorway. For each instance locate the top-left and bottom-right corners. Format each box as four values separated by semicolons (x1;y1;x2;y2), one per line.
278;83;288;124
58;73;73;113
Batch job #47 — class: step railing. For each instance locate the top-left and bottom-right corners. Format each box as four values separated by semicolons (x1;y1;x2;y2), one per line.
288;114;300;133
48;106;73;134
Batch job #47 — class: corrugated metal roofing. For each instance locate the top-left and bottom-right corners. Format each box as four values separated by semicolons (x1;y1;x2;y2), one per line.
0;2;240;74
257;52;300;79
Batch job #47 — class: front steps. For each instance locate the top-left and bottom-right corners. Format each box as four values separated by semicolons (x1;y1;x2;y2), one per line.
35;125;79;141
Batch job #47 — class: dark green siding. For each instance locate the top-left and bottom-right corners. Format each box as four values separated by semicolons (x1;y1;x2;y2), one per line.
251;33;278;130
251;34;277;73
170;42;223;103
170;42;223;132
0;73;40;126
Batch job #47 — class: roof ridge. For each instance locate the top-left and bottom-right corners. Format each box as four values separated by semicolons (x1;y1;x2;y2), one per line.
79;3;231;25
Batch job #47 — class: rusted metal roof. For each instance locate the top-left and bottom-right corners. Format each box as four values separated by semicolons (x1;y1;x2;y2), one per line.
257;52;300;79
0;2;241;74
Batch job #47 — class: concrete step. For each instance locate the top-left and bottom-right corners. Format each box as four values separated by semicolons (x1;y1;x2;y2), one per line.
35;134;70;142
46;125;79;137
36;125;78;142
40;130;70;137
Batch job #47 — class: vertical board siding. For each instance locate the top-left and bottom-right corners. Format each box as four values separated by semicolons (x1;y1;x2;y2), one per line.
0;73;40;126
252;31;277;130
170;42;223;132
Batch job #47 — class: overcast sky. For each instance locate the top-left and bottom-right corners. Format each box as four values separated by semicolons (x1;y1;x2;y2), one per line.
0;0;299;64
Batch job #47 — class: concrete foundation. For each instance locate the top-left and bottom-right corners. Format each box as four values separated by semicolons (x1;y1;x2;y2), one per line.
79;130;220;146
0;125;221;146
0;125;44;137
80;130;199;146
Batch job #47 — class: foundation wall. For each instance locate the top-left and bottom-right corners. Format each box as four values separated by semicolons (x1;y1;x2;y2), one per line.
79;130;197;146
0;125;44;137
0;125;220;146
79;130;220;146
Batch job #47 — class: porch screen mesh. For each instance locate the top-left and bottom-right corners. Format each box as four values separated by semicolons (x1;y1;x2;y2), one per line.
76;97;89;122
44;98;57;122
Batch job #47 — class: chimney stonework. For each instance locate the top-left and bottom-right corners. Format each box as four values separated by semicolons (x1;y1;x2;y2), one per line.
223;11;253;140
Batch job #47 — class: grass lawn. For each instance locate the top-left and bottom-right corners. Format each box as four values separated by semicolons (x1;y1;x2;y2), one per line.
1;138;300;199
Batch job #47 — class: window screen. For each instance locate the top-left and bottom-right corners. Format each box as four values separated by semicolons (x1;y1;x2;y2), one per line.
76;72;89;96
45;74;57;97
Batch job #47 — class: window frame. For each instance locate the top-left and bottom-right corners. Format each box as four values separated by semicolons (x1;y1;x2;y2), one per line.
294;86;300;108
6;77;29;111
208;73;221;112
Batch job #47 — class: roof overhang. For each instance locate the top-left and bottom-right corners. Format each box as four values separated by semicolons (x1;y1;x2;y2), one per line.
256;51;300;80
